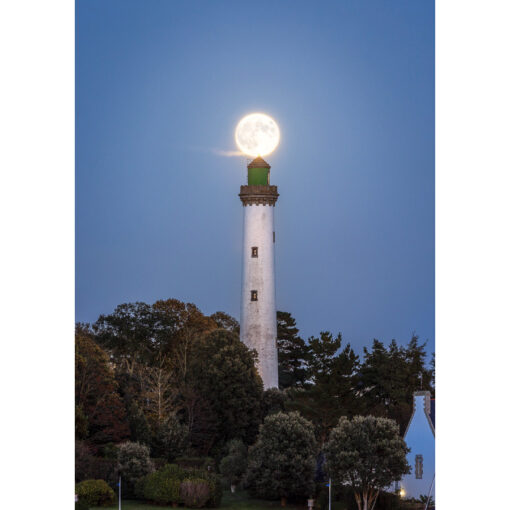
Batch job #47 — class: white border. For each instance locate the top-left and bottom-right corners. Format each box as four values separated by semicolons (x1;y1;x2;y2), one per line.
1;1;510;507
0;0;74;507
437;0;510;507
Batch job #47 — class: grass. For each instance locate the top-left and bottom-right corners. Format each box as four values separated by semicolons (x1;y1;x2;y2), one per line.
90;490;323;509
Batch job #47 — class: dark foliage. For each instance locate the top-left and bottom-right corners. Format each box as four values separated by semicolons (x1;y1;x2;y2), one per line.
188;329;264;449
277;311;310;388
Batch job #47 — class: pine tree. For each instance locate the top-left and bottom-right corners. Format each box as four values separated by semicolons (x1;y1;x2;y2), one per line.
277;311;309;389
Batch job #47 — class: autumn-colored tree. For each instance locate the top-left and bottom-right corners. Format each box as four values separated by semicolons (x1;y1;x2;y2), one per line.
93;299;216;377
93;302;162;369
139;363;179;425
210;311;240;334
152;299;216;380
75;326;129;445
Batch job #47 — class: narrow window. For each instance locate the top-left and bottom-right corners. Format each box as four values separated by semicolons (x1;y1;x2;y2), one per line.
273;231;275;243
250;290;258;301
415;455;423;479
251;247;258;258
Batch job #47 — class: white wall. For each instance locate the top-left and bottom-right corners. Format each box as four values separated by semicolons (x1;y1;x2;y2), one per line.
401;394;435;501
240;203;278;389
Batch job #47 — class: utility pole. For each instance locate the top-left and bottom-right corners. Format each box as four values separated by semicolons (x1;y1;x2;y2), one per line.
118;475;121;510
424;474;435;510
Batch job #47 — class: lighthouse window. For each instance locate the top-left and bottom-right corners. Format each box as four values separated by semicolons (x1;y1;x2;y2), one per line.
251;247;258;258
415;455;423;479
251;290;258;301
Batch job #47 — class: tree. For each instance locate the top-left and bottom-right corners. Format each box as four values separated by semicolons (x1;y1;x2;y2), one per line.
93;302;162;368
307;331;342;381
210;311;240;334
152;299;216;381
75;405;89;440
324;416;410;510
127;401;151;446
117;441;155;498
261;388;286;418
244;412;317;506
75;326;129;445
358;337;433;432
140;363;179;425
219;439;248;493
277;311;309;389
150;413;189;460
287;332;361;442
93;299;216;377
187;329;264;449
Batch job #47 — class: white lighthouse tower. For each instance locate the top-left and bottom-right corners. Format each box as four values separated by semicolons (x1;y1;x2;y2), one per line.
239;156;279;389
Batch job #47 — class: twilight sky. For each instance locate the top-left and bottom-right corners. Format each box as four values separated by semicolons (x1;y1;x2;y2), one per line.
76;0;435;357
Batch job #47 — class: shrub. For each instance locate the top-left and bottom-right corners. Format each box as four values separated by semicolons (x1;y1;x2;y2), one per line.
219;439;247;491
201;471;222;508
75;479;115;507
180;478;211;508
182;467;222;508
117;441;155;498
375;491;402;510
151;414;189;460
75;499;89;510
143;464;186;505
75;441;117;486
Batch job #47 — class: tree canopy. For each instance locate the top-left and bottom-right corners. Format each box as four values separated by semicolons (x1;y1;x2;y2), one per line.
324;415;410;510
244;412;317;505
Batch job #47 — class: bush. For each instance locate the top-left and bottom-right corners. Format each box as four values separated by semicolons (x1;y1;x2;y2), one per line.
182;467;222;508
143;464;186;505
75;479;115;507
202;471;222;508
219;439;247;490
375;491;402;510
180;478;211;508
75;499;89;510
151;414;189;460
117;441;155;498
75;441;117;486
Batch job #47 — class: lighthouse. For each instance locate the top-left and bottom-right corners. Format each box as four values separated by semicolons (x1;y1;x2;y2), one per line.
239;156;279;389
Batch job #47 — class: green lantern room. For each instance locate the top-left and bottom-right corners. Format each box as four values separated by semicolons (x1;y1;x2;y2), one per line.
247;156;271;185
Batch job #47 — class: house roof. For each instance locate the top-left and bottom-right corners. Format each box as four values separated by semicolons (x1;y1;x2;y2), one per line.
404;391;435;438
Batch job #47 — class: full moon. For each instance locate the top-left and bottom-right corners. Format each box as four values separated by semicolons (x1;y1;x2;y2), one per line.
235;113;280;158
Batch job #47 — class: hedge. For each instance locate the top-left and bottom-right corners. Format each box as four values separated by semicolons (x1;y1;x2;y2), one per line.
75;479;115;507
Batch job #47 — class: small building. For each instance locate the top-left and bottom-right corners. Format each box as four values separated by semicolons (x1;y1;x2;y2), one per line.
399;390;435;501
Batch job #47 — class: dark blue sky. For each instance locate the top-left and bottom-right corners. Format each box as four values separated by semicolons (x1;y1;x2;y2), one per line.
76;0;434;357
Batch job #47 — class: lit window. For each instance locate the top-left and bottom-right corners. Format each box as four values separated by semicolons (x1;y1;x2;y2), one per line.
251;247;258;258
415;455;423;479
251;290;258;301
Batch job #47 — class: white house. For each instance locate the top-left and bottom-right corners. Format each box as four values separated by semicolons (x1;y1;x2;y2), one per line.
399;390;435;501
